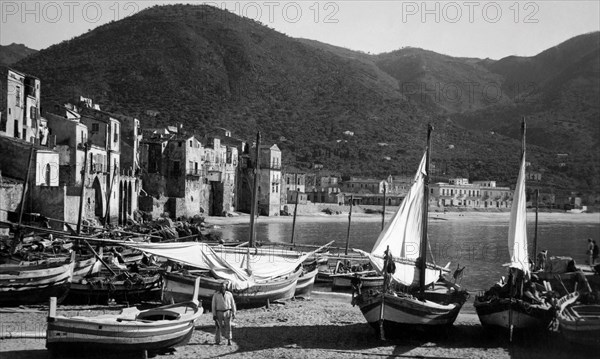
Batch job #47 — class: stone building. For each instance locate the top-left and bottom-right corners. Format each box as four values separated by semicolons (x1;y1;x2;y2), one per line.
139;127;239;219
0;68;41;143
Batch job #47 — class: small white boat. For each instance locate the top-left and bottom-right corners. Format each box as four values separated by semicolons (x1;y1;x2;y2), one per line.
46;279;202;357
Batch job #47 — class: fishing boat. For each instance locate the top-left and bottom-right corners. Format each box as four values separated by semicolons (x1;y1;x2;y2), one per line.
67;268;162;304
352;125;468;338
557;292;600;346
295;262;318;298
0;253;75;305
474;120;554;334
46;279;202;357
162;265;302;306
331;271;384;291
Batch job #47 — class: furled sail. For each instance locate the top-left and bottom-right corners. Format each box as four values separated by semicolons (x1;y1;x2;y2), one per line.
116;241;310;290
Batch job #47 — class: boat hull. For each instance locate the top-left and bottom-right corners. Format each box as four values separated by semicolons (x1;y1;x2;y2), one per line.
295;268;318;298
162;268;301;306
47;302;200;353
558;304;600;346
67;273;162;304
331;274;384;291
356;288;465;329
0;259;74;305
474;296;554;329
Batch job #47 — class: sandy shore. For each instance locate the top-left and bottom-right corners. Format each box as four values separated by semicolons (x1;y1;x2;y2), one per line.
0;286;595;359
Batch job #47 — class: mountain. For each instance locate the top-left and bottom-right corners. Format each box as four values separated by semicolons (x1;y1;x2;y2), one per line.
10;5;600;193
0;43;37;66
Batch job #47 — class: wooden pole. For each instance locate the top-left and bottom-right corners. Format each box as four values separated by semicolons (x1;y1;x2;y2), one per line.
249;132;261;248
76;143;89;235
17;145;35;227
378;245;389;341
533;189;539;268
381;183;387;231
290;190;299;244
419;124;433;295
104;167;117;227
345;195;353;256
83;239;117;276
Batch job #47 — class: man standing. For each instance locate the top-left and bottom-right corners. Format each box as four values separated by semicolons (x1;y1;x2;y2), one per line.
587;238;594;265
212;282;237;345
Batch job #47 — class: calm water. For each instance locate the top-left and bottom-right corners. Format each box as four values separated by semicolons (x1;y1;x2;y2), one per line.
217;216;600;292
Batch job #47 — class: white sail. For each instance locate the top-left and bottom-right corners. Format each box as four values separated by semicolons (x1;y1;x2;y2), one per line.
507;148;530;276
361;152;441;286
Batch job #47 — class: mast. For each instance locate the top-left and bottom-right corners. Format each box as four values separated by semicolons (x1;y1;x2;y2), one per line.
533;189;539;268
76;143;89;234
290;190;299;244
381;183;387;231
18;145;35;227
419;124;433;294
249;132;261;248
345;194;353;255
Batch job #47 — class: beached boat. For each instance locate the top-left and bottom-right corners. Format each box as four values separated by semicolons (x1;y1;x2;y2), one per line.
295;266;318;298
352;125;468;338
331;271;384;291
557;292;600;347
474;120;554;334
46;279;202;357
162;265;301;306
67;269;162;304
0;253;75;305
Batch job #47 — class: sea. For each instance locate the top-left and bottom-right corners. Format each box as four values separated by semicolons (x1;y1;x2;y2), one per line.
216;214;600;292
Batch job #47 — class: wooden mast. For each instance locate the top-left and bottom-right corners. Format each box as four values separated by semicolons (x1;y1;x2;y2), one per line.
290;190;299;244
381;183;386;231
17;145;35;227
509;117;527;342
76;143;89;234
345;195;353;255
533;189;539;268
249;132;261;248
419;124;433;294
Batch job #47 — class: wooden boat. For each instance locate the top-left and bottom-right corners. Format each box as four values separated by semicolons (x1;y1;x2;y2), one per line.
0;253;75;305
331;271;384;291
474;120;554;334
557;292;600;346
46;279;202;357
295;266;318;298
474;296;554;329
353;125;468;338
67;269;162;304
162;265;302;307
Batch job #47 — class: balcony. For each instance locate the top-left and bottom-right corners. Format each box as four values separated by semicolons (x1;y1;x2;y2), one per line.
186;169;202;177
261;163;281;170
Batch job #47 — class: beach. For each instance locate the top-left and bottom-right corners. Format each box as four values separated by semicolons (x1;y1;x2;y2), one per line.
0;287;595;359
1;211;598;358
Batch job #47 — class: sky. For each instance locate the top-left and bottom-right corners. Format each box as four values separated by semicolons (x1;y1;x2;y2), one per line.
1;0;599;59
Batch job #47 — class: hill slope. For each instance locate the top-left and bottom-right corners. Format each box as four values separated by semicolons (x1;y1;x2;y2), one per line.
0;43;37;66
11;5;600;192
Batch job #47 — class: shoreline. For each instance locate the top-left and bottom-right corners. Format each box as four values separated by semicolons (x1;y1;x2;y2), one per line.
205;211;600;226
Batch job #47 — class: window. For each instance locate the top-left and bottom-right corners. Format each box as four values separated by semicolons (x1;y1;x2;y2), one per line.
189;140;192;148
92;123;99;132
15;86;21;107
30;106;37;120
173;161;180;175
113;124;118;142
45;164;51;186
